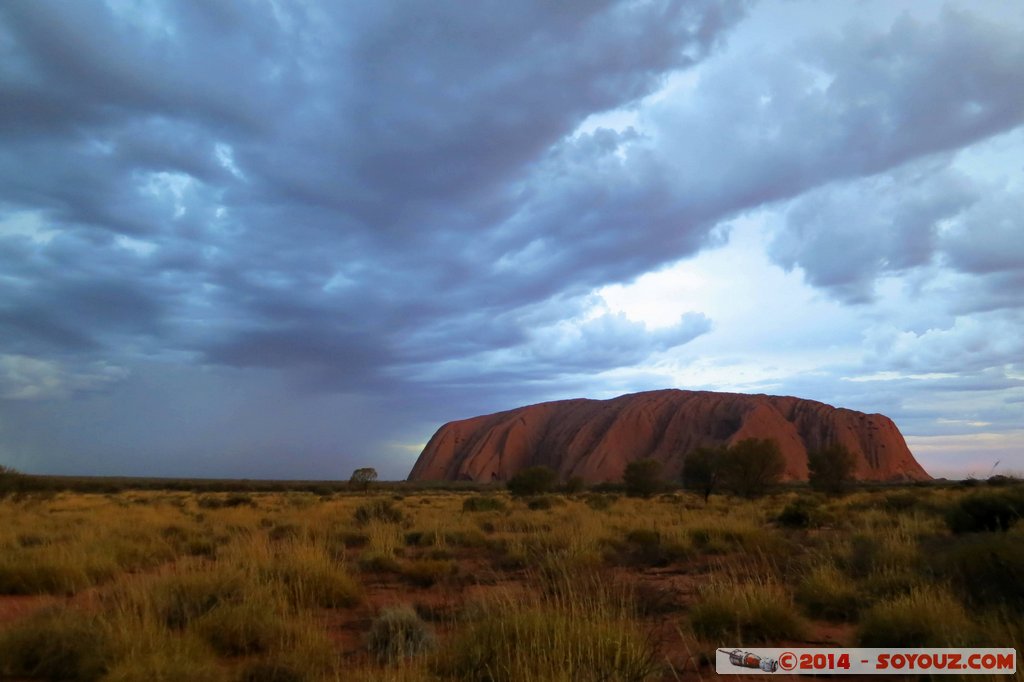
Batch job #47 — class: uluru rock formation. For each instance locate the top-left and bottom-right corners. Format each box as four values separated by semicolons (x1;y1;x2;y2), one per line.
408;389;930;483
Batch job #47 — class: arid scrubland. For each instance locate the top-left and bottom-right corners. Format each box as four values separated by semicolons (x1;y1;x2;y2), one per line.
0;483;1021;681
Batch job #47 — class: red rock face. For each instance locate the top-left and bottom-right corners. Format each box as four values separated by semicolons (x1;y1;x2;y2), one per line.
408;389;930;483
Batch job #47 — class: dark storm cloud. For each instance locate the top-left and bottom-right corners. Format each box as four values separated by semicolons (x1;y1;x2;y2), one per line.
0;0;751;405
3;1;1022;477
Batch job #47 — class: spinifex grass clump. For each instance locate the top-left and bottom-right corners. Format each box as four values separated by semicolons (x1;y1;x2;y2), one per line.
366;605;437;664
795;563;859;621
690;578;805;644
150;569;246;629
436;597;659;681
0;606;113;682
100;632;223;682
858;586;976;647
195;600;293;656
261;544;363;609
354;499;406;526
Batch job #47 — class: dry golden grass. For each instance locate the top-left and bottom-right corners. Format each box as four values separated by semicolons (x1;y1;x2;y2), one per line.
0;483;1021;681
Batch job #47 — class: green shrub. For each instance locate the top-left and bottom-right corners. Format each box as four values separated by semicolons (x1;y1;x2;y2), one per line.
507;466;557;497
945;490;1023;533
682;446;727;502
366;605;436;663
777;499;816;528
720;439;785;498
623;459;663;498
807;444;856;495
461;496;506;512
0;607;111;681
349;467;378;492
933;533;1024;609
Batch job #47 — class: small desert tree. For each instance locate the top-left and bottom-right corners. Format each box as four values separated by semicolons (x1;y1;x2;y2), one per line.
507;466;557;497
682;446;726;503
562;475;586;495
0;464;23;497
350;467;378;492
720;438;785;498
807;444;857;495
623;458;663;498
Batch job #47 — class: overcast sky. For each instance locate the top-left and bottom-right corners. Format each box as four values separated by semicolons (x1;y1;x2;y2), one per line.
1;0;1022;480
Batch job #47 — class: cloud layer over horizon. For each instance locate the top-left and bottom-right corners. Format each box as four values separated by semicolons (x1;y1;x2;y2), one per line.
1;0;1021;480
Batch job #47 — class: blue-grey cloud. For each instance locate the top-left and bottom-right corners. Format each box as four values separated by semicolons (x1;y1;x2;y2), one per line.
1;0;1021;477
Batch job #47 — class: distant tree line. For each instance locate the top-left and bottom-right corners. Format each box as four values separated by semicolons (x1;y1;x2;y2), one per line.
500;438;860;501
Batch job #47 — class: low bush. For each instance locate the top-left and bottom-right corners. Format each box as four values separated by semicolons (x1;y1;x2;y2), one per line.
945;490;1023;533
777;498;817;529
507;466;557;497
931;533;1024;609
366;605;436;664
623;459;664;498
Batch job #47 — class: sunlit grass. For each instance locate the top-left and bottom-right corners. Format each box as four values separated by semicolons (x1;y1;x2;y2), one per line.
0;483;1021;680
